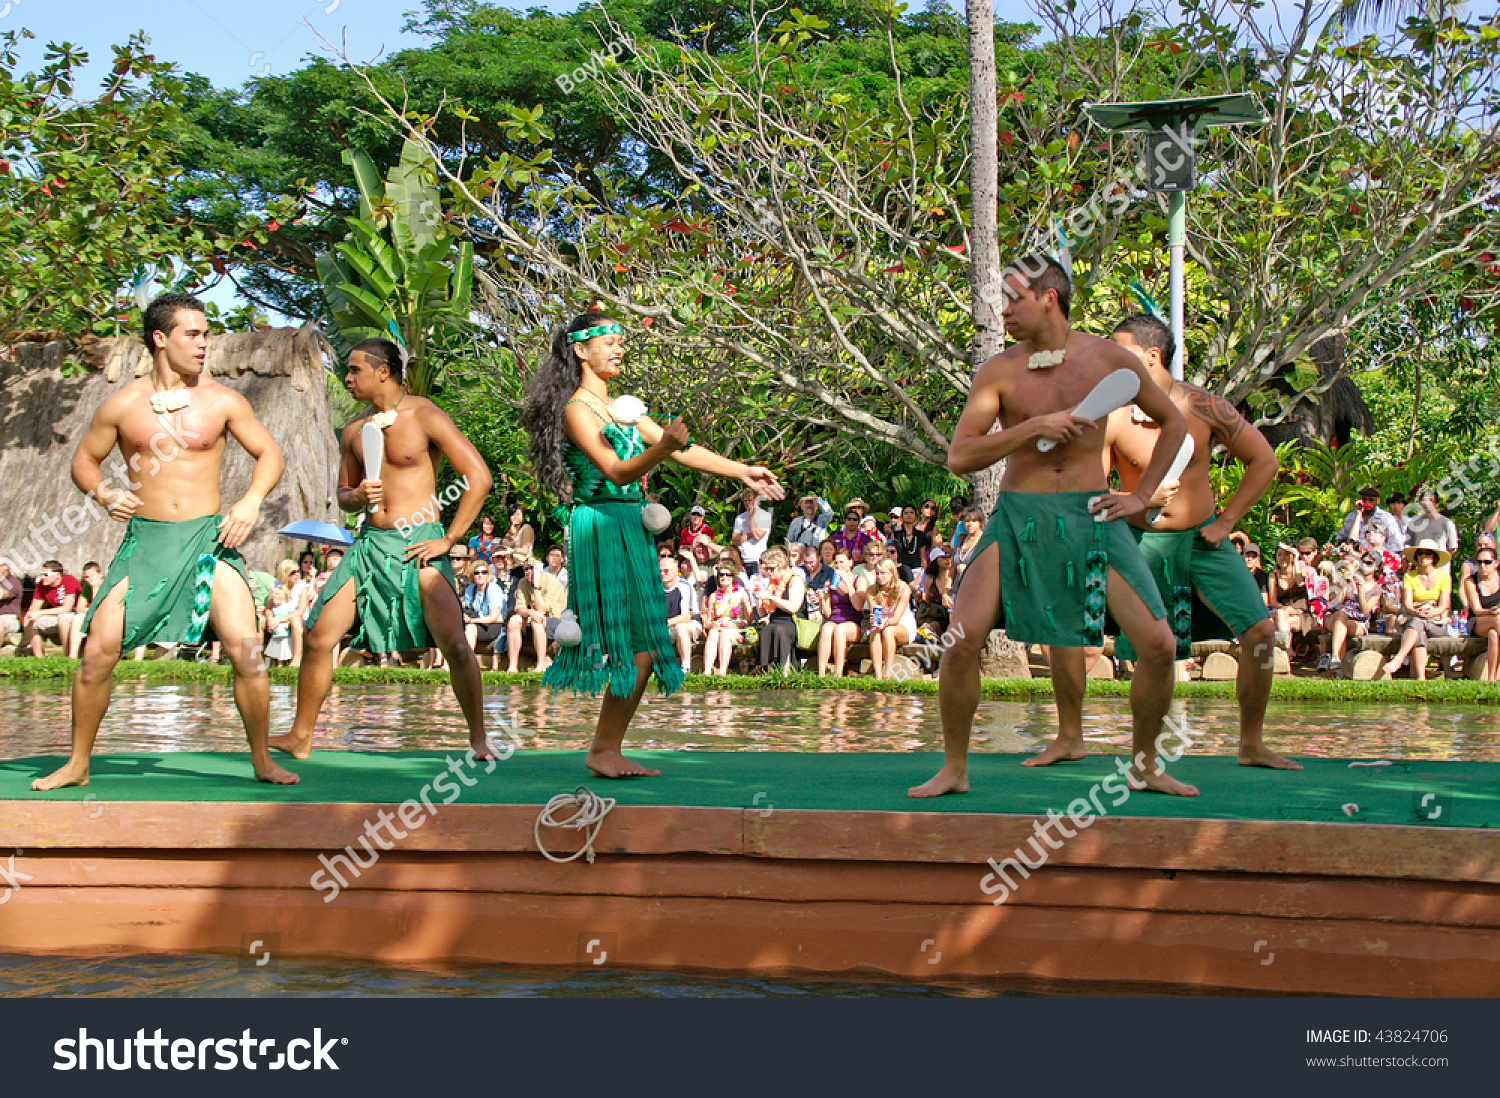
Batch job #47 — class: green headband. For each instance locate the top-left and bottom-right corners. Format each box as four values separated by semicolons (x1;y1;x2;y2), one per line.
566;322;623;344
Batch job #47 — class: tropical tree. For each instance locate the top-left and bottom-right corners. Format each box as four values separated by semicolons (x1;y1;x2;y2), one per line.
0;31;223;339
315;139;474;395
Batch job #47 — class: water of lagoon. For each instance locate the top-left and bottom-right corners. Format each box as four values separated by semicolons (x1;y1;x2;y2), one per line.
1;680;1497;761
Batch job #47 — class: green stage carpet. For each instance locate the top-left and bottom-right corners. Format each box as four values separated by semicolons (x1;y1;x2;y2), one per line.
1;751;1494;829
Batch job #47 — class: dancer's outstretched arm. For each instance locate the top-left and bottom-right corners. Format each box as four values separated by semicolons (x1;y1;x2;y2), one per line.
636;415;784;500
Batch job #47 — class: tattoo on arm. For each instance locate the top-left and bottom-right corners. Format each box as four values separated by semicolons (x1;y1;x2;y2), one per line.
1184;388;1246;445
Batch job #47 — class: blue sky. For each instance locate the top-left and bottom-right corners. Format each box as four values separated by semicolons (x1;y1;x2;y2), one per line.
6;0;1046;92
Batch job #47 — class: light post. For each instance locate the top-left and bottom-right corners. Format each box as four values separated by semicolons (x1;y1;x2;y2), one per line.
1084;93;1266;380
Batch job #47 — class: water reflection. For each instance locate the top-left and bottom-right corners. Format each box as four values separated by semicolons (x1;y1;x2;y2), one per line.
3;682;1499;761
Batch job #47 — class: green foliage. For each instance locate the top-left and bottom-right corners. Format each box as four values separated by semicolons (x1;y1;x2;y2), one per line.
315;139;474;395
0;31;222;338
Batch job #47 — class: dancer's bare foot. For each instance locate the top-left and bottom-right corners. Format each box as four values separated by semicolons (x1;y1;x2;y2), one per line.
908;765;968;798
469;735;499;761
31;761;90;791
1022;739;1087;767
1239;744;1302;770
1131;765;1199;797
268;731;313;759
586;749;660;778
254;759;301;785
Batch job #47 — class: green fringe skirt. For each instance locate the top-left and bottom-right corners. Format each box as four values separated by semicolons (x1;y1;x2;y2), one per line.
82;515;252;650
306;522;454;653
542;499;684;698
969;491;1165;648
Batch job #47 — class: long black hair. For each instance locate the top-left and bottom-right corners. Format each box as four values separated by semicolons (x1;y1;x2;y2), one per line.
523;312;616;503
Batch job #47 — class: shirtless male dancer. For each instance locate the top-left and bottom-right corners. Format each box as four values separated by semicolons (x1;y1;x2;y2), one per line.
1099;313;1297;770
909;256;1197;799
32;293;298;789
270;339;495;760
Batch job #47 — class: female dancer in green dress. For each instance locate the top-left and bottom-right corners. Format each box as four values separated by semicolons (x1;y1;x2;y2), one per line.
523;312;783;777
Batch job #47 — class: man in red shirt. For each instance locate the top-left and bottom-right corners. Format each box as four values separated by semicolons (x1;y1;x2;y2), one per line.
23;560;80;656
678;504;713;550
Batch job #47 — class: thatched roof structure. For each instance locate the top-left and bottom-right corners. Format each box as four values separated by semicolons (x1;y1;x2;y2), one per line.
0;327;340;575
1256;335;1376;449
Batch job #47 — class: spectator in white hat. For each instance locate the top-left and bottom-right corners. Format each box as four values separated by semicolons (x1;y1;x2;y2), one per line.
678;504;713;550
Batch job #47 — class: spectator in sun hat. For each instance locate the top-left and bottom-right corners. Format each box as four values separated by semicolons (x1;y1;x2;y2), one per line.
830;504;874;558
1338;485;1405;552
1228;530;1249;554
1382;539;1453;680
786;493;833;547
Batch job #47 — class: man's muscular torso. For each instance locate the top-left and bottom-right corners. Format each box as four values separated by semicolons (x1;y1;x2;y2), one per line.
345;398;447;530
106;377;242;521
1108;382;1245;531
990;332;1142;495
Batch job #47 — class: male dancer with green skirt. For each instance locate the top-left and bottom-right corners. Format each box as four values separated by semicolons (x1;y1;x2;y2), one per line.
1099;314;1297;770
909;256;1195;799
31;293;298;789
270;339;496;759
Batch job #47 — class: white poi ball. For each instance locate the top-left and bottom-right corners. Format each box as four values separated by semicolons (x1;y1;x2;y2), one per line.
554;609;583;647
610;394;647;426
641;502;672;534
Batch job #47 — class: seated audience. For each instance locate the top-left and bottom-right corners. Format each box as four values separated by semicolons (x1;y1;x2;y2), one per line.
0;561;23;641
1461;542;1500;681
543;544;568;588
662;556;702;675
506;557;565;673
703;563;752;675
23;560;80;657
62;561;103;659
915;547;954;639
462;561;507;668
1323;551;1382;675
754;546;804;673
815;549;864;678
863;558;915;680
1382;539;1452;680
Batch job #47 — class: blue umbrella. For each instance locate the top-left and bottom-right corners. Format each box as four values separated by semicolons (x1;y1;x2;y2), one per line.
278;520;354;548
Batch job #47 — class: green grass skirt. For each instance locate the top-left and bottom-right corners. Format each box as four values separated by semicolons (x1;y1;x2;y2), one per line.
82;515;251;650
542;499;684;698
305;522;453;653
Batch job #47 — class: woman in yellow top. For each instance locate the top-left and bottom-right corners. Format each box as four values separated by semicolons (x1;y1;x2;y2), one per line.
1382;539;1452;681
